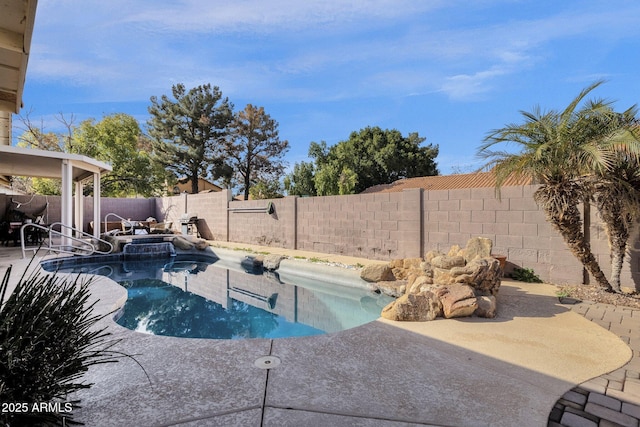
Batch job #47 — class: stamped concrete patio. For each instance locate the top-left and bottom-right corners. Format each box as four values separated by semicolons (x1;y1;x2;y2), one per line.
0;243;634;426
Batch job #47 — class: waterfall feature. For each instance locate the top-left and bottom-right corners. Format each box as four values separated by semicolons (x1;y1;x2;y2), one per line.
123;241;176;259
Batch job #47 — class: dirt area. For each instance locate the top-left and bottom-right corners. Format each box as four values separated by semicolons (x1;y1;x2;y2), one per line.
556;283;640;309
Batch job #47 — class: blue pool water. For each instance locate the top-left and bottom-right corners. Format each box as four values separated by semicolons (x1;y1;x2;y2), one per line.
44;255;392;340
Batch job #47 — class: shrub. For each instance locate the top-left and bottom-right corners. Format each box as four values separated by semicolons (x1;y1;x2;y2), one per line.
511;267;543;283
0;263;123;426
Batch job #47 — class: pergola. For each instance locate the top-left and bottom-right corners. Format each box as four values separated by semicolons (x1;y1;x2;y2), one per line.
0;0;112;240
0;145;112;239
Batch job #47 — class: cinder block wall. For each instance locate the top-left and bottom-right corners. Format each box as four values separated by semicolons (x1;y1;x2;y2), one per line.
420;185;584;285
228;196;296;248
183;190;231;240
4;187;640;288
296;192;414;259
155;194;186;232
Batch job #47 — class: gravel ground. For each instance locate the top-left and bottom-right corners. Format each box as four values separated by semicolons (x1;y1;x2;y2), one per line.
556;284;640;309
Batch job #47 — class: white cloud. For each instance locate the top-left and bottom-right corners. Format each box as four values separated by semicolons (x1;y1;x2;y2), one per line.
122;0;447;33
27;0;640;106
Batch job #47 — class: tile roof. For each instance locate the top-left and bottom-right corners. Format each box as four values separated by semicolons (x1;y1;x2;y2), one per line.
360;171;533;193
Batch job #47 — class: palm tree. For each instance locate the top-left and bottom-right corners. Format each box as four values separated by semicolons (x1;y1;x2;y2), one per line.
586;108;640;291
477;81;638;292
589;162;640;292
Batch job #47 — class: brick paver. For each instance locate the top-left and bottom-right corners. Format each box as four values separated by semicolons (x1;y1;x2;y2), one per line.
548;301;640;427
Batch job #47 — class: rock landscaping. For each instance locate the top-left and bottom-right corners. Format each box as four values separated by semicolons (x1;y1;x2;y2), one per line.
361;237;503;321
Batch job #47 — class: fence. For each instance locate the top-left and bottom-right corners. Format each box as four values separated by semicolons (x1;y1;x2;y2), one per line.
2;187;639;288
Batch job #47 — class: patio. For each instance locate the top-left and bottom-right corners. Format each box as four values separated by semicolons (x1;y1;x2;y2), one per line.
0;243;634;426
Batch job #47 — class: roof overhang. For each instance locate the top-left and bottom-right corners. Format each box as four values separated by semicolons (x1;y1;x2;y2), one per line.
0;145;112;182
0;0;37;113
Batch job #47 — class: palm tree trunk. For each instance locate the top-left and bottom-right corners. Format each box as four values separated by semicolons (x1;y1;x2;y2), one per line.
595;196;628;293
540;200;613;292
610;243;625;293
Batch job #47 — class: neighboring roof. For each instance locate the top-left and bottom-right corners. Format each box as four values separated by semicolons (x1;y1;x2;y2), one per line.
174;177;223;194
0;0;37;113
360;171;533;194
0;145;112;181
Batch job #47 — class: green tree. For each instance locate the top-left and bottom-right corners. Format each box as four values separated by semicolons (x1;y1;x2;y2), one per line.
73;113;167;197
31;178;61;196
284;161;316;196
249;178;283;200
311;127;439;195
147;83;233;194
13;113;74;194
226;104;289;200
477;81;639;292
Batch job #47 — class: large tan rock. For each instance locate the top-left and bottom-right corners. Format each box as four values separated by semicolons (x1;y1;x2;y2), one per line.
460;257;502;296
433;268;455;285
172;236;194;250
431;255;465;270
475;295;497;318
392;267;408;280
407;275;434;294
389;259;404;269
360;264;395;282
263;254;285;270
406;268;428;286
424;250;444;263
463;237;493;263
433;257;501;296
419;262;434;276
381;291;442;321
403;258;423;269
375;280;407;298
439;284;478;318
195;239;209;251
447;244;462;257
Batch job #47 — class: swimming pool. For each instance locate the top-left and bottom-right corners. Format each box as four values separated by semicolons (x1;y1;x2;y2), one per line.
42;253;392;339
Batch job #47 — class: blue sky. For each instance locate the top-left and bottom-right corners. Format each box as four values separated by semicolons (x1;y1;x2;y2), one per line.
18;0;640;175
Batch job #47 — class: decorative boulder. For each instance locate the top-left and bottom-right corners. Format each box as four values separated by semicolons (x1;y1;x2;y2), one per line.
447;244;462;257
392;267;408;280
263;254;285;271
424;250;444;263
377;238;502;322
433;268;456;286
172;236;194;250
462;237;493;263
389;259;405;269
460;257;502;296
375;280;407;298
475;295;497;318
195;240;209;251
407;275;434;294
381;291;442;321
403;258;422;269
361;264;395;282
439;284;478;319
431;255;466;270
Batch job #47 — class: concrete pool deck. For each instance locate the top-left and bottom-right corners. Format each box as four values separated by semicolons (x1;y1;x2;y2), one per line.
0;244;635;426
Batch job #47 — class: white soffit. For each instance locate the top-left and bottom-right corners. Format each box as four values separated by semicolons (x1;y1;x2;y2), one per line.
0;0;38;114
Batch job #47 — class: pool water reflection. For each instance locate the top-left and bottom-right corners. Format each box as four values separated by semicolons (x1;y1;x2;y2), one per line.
50;256;393;339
